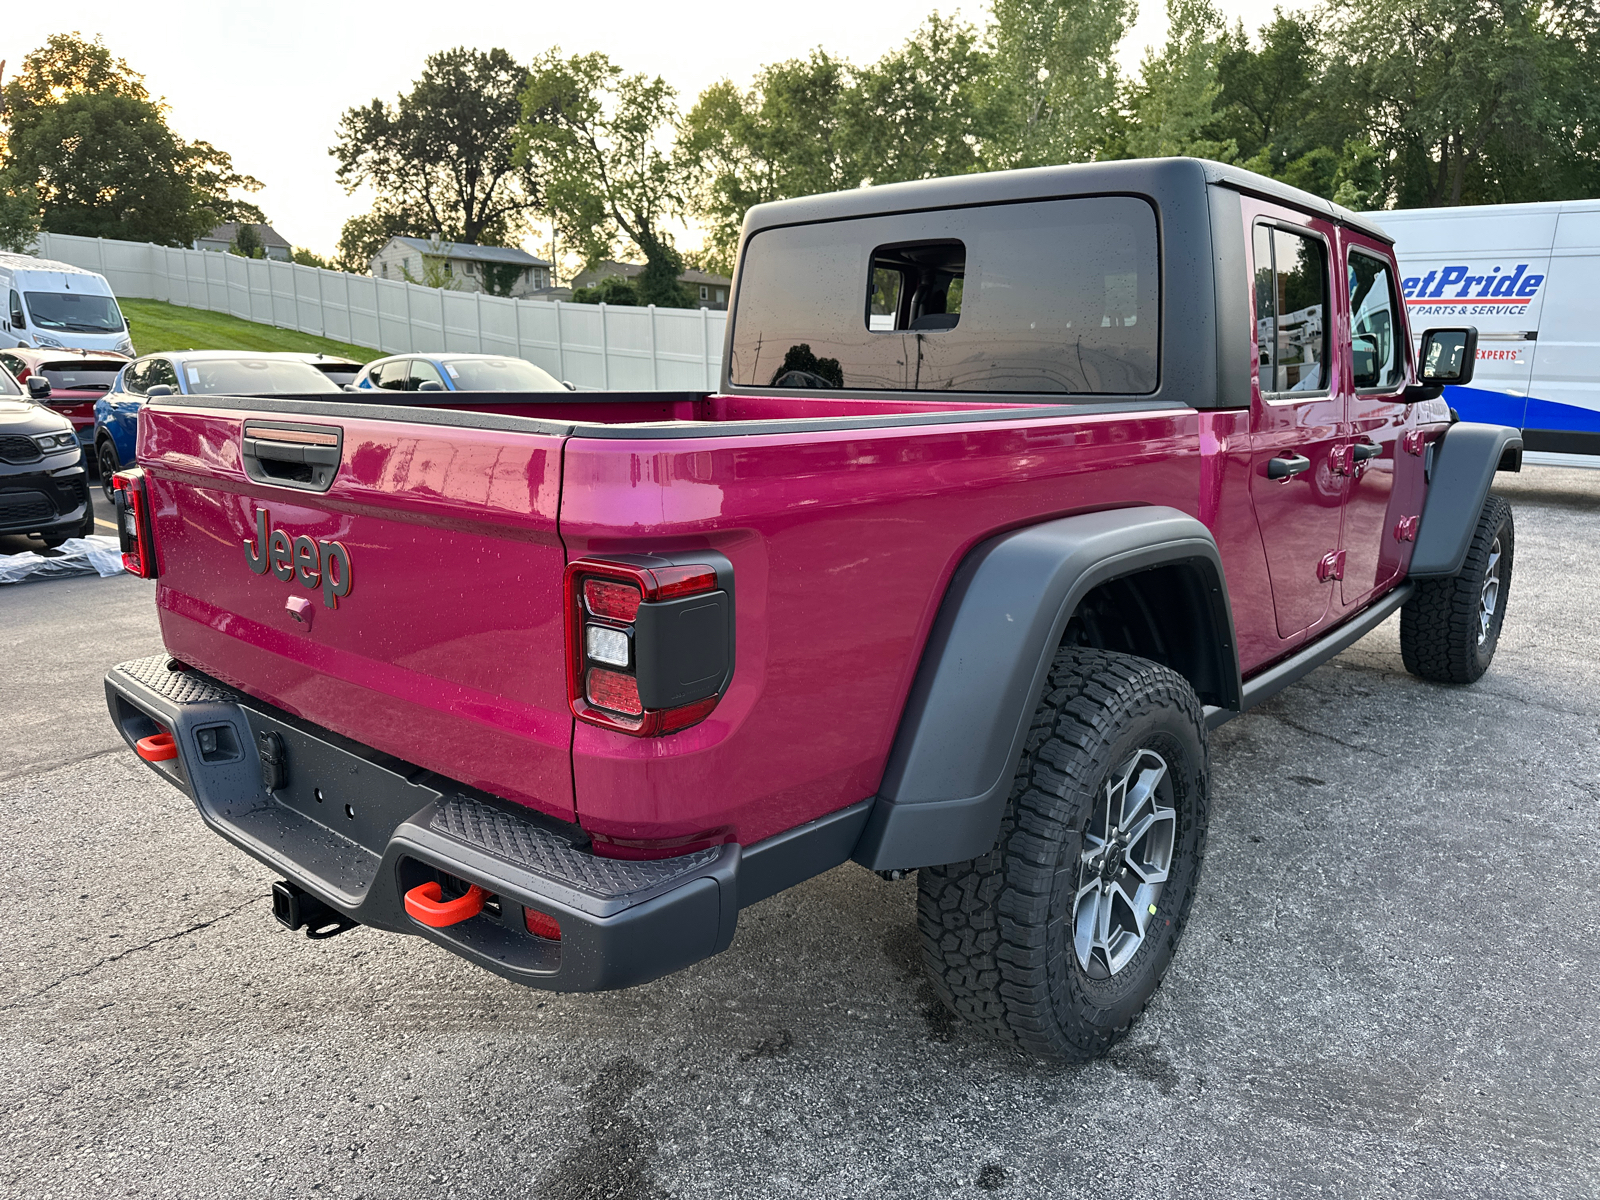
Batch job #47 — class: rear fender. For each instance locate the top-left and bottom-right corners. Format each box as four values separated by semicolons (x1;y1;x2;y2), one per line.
1409;422;1523;580
853;507;1240;871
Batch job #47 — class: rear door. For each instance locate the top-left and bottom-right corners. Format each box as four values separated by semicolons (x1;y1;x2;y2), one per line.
142;402;577;820
1524;206;1600;450
1246;202;1346;641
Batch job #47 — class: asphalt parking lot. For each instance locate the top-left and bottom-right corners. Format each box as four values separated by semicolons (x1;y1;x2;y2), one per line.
2;466;1597;1200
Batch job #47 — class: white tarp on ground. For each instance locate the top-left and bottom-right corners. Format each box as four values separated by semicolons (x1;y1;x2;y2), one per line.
0;536;125;585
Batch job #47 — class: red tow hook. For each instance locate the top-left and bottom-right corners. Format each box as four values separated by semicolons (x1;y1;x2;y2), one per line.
404;882;487;928
135;731;179;762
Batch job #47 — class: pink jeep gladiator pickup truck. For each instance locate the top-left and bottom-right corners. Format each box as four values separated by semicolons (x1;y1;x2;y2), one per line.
105;159;1520;1062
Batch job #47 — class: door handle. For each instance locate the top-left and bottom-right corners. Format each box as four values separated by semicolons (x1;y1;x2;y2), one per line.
1267;454;1311;480
1352;442;1382;462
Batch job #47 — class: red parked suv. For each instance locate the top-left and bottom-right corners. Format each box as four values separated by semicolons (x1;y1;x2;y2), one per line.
104;159;1518;1062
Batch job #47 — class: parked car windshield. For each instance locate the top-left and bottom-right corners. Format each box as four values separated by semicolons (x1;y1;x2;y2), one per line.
730;196;1160;395
24;292;126;333
441;357;565;391
40;360;126;392
181;358;342;394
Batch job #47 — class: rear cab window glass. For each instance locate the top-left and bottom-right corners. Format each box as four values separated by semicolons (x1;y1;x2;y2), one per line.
1254;223;1329;395
1347;250;1406;391
40;360;125;392
731;196;1159;395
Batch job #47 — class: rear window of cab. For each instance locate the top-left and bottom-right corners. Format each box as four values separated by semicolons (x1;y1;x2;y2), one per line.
729;196;1159;396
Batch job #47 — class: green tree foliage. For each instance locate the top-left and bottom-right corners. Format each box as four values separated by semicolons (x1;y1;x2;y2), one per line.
518;51;693;307
677;52;853;275
838;15;994;185
985;0;1136;167
0;176;41;252
333;47;539;257
230;221;263;258
480;261;528;297
290;247;334;270
0;33;263;246
1125;0;1237;160
571;274;639;305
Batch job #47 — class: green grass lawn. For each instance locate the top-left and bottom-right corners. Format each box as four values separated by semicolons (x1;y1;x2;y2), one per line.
122;298;378;361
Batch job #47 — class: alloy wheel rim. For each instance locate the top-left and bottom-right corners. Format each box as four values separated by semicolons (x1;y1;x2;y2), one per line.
1478;536;1502;647
1067;748;1176;980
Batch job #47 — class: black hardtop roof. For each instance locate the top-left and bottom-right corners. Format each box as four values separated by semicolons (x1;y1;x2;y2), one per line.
741;157;1392;245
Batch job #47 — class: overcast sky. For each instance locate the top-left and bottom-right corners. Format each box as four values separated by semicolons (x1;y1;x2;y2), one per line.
6;0;1286;258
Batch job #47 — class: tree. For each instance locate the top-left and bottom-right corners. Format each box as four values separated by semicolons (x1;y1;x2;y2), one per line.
1325;0;1600;207
231;221;262;258
678;52;853;275
333;47;539;248
837;16;994;185
0;174;40;252
519;51;693;307
335;208;413;274
290;246;334;269
1124;0;1238;161
571;274;638;305
0;34;263;246
985;0;1135;167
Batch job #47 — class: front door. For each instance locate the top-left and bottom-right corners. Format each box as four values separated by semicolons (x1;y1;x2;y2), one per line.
1340;237;1418;608
1247;206;1346;642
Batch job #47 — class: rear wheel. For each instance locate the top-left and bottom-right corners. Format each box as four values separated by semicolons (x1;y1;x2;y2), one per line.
1401;494;1513;684
918;647;1209;1063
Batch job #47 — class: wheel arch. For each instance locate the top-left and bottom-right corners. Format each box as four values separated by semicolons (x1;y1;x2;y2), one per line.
852;507;1240;871
1410;422;1523;580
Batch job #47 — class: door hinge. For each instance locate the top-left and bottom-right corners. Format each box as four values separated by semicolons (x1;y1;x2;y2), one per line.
1330;444;1355;475
1394;515;1419;542
1317;549;1346;582
1402;430;1429;457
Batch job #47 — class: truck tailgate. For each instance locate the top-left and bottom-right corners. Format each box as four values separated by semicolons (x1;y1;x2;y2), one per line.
140;402;575;820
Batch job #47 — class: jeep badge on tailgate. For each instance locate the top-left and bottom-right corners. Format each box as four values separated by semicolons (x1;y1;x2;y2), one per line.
243;508;352;609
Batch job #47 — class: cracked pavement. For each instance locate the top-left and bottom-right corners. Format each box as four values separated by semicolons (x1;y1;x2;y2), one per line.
2;467;1597;1199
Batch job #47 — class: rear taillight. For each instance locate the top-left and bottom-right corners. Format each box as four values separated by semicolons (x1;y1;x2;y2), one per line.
564;555;733;737
111;468;158;578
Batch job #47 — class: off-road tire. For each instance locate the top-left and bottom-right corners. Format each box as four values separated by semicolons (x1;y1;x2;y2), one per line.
1400;494;1513;684
917;647;1209;1063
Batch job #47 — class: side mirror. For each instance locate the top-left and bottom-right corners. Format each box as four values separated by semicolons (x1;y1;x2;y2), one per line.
563;380;577;391
26;376;51;400
1351;336;1380;390
146;384;174;398
417;380;446;392
1419;327;1477;387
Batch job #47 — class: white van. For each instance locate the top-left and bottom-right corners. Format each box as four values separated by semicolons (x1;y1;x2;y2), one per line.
0;253;135;357
1364;199;1600;468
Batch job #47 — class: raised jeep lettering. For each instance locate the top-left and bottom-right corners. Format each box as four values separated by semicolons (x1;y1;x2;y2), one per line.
243;508;352;609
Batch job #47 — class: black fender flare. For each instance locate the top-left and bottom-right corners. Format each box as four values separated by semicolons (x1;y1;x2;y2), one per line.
1409;422;1523;580
852;507;1240;872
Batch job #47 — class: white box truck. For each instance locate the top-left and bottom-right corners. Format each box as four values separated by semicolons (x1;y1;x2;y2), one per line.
0;253;135;357
1367;199;1600;468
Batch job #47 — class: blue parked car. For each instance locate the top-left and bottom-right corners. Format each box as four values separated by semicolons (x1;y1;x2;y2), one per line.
93;351;352;498
353;352;572;393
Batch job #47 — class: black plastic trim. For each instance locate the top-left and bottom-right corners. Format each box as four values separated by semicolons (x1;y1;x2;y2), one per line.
104;657;872;993
853;507;1240;871
1409;422;1523;579
1203;582;1417;729
1522;429;1600;456
1207;184;1252;411
149;391;1189;441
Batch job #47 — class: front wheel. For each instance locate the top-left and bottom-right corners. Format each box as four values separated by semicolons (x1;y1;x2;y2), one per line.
918;647;1209;1063
1401;494;1513;684
97;440;120;502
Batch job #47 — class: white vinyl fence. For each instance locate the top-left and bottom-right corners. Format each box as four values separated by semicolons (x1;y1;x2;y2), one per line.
30;232;727;392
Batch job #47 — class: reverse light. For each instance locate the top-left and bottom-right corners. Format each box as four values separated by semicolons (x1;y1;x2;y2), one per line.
564;555;734;737
111;468;159;578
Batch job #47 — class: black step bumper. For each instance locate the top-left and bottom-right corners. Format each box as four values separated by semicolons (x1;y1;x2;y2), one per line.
105;655;870;991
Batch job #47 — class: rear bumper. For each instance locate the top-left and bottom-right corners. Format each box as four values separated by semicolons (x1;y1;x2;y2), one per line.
105;655;870;991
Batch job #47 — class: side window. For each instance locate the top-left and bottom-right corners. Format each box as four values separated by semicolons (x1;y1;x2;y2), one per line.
1254;224;1329;395
374;360;410;390
0;353;22;377
408;359;444;389
125;360;152;395
146;359;180;391
1348;250;1405;391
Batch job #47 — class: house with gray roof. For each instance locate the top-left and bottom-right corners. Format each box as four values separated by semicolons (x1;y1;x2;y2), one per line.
195;222;293;261
369;236;552;298
569;260;732;309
